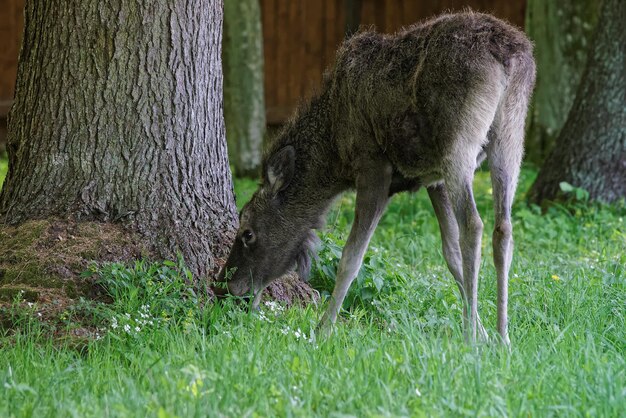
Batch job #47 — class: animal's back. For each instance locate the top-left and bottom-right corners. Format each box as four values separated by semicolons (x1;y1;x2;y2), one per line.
327;12;535;182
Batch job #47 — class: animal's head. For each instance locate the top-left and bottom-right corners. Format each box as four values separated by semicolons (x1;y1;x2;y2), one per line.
215;145;319;298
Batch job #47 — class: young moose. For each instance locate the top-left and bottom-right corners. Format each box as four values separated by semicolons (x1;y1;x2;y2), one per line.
216;12;535;344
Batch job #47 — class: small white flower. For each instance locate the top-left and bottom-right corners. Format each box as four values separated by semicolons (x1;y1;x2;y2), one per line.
37;312;42;317
27;302;34;308
135;326;141;332
415;388;421;397
290;395;302;406
124;313;131;320
124;324;131;333
294;328;308;341
258;311;271;322
264;300;285;315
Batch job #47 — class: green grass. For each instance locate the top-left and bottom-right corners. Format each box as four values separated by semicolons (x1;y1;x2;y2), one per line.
0;152;7;186
1;155;625;416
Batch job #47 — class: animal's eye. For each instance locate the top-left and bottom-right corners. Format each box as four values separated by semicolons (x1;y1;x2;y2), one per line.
241;229;255;246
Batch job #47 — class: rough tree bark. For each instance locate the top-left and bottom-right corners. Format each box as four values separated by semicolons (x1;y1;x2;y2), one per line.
223;0;265;178
528;0;625;204
0;1;237;278
524;0;600;163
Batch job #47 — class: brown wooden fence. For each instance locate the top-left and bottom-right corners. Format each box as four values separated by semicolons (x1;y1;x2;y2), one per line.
0;0;525;123
0;0;23;116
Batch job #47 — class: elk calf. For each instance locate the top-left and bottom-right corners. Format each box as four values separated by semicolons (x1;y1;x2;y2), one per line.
216;12;536;344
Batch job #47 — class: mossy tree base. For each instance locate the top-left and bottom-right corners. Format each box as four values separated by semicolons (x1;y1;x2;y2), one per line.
0;219;319;337
0;219;149;314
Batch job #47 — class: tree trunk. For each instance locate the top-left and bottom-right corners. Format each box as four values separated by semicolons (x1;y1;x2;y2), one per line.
524;0;600;163
0;1;237;278
223;0;265;178
528;0;626;204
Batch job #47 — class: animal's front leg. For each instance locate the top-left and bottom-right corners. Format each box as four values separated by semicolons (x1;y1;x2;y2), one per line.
317;161;392;336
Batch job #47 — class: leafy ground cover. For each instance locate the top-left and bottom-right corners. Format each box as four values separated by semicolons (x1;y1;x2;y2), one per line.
1;156;625;416
0;152;7;186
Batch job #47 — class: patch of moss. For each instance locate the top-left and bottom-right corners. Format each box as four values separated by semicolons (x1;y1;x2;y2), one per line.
0;218;148;307
0;264;63;288
0;220;48;264
0;286;39;302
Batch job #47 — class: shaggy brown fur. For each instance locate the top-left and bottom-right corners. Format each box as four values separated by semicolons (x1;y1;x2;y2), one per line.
219;12;535;343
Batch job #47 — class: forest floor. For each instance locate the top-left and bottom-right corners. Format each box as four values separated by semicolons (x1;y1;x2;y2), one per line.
1;155;625;416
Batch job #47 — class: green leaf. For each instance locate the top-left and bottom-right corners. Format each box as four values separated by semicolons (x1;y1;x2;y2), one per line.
559;181;574;192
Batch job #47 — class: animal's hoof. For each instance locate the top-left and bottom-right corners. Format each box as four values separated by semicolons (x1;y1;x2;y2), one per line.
477;318;489;343
315;319;334;340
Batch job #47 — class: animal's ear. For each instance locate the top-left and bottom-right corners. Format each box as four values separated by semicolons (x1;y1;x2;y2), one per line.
266;145;295;195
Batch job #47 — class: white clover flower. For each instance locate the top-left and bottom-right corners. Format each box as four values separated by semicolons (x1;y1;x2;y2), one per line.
258;311;271;322
294;328;308;341
290;396;302;406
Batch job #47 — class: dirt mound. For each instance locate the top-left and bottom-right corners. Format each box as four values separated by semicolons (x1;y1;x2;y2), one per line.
266;272;320;306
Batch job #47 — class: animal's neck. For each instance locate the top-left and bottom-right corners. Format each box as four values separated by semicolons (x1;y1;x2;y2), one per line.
283;92;347;225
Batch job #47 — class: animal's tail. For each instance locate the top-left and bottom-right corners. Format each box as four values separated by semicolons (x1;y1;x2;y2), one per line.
486;50;535;343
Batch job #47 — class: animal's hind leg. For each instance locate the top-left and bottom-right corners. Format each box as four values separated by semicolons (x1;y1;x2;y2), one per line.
428;184;487;341
489;165;516;346
439;65;504;343
443;160;484;343
488;117;525;346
